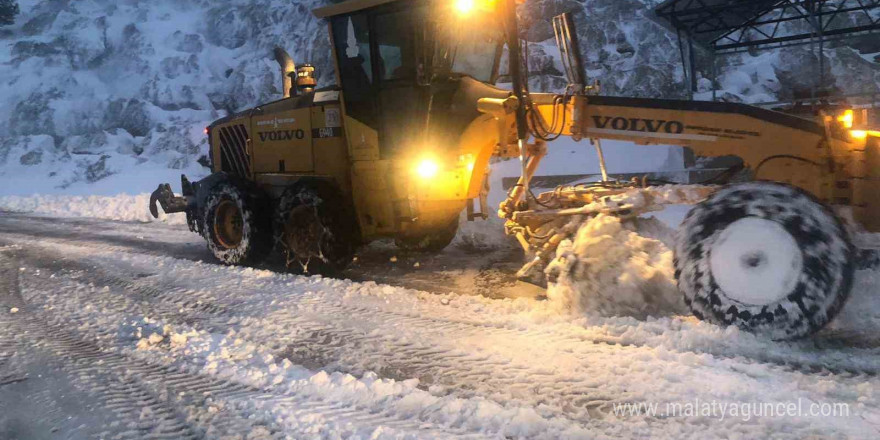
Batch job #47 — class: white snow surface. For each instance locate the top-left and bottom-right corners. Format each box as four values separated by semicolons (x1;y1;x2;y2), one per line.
2;225;880;438
1;2;879;434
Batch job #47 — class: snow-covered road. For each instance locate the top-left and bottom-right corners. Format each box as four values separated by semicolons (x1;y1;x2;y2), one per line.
1;212;880;439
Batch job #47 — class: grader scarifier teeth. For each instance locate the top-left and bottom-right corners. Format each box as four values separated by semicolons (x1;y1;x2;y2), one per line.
517;256;549;288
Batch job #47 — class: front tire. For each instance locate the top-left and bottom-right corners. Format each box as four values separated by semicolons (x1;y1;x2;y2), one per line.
394;218;459;253
674;182;855;339
202;183;273;265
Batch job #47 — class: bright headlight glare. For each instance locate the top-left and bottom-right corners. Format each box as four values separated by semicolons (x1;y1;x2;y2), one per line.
837;110;854;129
851;130;880;140
415;159;439;179
455;0;474;14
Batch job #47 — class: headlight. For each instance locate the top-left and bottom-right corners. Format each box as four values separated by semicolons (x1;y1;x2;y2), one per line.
415;159;440;179
455;0;475;15
851;130;880;140
837;110;854;129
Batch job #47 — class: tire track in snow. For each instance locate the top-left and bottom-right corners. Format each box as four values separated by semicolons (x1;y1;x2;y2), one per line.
6;239;880;439
0;220;210;263
18;232;880;378
0;250;200;439
3;241;627;425
0;246;28;388
1;249;507;439
5;229;879;377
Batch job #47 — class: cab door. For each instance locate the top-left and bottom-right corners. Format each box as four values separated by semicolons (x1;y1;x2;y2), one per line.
372;6;429;159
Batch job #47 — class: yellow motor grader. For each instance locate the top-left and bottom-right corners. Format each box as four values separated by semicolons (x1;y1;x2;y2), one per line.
150;0;879;339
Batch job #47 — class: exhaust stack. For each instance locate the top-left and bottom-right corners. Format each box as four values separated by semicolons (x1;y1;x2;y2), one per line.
273;47;297;97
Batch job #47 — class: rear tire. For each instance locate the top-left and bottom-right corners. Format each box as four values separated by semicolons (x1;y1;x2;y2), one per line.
394;218;459;253
203;183;273;265
274;183;358;275
674;182;855;339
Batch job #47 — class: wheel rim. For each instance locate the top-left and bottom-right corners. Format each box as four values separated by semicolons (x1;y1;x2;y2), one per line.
213;200;244;249
709;217;803;306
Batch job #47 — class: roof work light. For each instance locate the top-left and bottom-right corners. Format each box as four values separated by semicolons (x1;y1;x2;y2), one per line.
454;0;498;16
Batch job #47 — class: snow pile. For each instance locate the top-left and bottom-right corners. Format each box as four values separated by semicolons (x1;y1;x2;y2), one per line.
537;185;713;318
0;193;186;224
545;214;688;319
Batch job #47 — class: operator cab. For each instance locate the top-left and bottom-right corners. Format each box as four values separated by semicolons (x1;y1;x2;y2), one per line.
316;0;508;159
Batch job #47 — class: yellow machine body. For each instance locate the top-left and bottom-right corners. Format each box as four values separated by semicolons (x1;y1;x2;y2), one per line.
205;0;878;250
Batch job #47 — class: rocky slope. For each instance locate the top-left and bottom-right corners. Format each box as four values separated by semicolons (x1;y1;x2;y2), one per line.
0;0;877;193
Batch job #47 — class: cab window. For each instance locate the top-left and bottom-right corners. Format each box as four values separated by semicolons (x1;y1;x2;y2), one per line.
332;14;375;125
374;10;416;81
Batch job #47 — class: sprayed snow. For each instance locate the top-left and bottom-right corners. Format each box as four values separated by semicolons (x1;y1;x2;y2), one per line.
546;214;687;319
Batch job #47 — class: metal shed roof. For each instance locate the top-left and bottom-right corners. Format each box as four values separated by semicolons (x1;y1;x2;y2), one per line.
312;0;404;18
654;0;880;52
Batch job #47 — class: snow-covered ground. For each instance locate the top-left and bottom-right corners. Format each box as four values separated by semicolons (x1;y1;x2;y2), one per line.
2;140;880;437
2;0;879;436
1;210;879;439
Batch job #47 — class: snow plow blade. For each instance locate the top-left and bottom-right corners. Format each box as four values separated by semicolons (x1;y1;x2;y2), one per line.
149;175;193;218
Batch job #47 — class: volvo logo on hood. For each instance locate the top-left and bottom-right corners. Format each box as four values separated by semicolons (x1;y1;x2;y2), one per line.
592;116;684;134
258;129;305;142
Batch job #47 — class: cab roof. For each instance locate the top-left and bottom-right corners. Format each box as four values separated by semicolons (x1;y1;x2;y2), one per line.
312;0;407;18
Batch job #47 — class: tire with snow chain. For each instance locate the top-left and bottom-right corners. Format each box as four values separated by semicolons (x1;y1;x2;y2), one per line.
394;218;459;253
202;183;273;265
274;183;358;275
674;182;855;340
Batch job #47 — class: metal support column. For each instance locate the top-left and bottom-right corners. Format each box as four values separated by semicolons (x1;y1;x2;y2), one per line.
688;36;698;98
711;50;718;101
677;29;694;100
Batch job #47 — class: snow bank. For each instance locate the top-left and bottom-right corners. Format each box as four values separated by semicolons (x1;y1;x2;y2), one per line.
0;193;186;225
